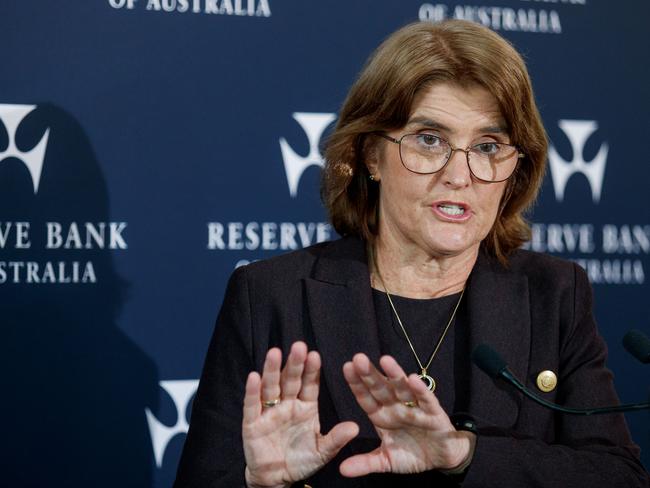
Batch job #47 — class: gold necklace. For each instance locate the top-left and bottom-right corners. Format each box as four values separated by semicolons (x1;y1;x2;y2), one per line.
370;247;465;392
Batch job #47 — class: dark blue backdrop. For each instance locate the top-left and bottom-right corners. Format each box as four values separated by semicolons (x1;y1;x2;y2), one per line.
1;1;648;486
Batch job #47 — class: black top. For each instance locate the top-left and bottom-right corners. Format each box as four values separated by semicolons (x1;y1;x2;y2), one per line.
372;289;468;415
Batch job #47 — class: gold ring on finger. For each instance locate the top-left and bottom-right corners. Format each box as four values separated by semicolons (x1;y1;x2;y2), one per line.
262;398;280;408
402;400;418;408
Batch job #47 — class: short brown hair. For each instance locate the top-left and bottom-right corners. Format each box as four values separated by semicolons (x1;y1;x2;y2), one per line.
322;20;547;263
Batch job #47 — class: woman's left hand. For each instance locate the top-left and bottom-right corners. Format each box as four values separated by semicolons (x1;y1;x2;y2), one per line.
340;353;476;477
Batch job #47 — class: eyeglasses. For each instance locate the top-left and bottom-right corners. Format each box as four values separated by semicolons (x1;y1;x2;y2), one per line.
375;132;524;183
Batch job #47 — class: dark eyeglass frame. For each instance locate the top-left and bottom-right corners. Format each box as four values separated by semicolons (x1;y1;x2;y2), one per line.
374;132;524;183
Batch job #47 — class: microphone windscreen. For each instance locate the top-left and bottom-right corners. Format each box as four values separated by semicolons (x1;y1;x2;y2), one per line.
623;329;650;364
472;344;507;379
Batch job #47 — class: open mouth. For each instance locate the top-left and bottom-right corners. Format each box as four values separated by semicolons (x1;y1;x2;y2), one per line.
432;201;471;221
437;203;465;216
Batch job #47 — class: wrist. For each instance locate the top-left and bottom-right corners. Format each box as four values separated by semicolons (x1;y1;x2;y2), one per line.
439;431;476;475
244;466;290;488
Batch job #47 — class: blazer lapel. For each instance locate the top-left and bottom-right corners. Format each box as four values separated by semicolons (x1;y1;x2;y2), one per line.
305;238;381;438
465;252;531;429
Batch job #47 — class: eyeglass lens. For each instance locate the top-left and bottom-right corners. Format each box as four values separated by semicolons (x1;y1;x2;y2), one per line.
399;134;518;182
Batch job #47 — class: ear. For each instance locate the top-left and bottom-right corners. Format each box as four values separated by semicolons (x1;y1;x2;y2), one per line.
363;138;381;181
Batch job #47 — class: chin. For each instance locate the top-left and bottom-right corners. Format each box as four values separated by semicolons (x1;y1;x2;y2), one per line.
426;232;476;255
426;242;473;257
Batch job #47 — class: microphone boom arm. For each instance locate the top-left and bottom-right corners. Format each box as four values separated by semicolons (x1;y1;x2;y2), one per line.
501;369;650;416
472;343;650;416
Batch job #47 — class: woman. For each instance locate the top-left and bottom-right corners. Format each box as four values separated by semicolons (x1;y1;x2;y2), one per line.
175;20;649;487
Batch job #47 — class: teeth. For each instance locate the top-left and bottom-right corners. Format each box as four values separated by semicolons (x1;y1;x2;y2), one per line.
438;204;465;216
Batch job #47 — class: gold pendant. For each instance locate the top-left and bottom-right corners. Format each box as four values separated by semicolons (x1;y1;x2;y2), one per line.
419;372;436;392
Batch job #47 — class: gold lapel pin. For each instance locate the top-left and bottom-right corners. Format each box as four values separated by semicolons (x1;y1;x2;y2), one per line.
536;370;558;392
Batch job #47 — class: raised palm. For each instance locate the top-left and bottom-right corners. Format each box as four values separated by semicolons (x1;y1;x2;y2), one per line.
339;354;474;477
242;343;358;488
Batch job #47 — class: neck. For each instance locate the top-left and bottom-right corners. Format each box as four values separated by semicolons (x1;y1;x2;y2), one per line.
370;235;477;299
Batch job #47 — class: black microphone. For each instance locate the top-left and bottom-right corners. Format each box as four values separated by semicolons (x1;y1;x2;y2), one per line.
471;344;650;416
623;329;650;364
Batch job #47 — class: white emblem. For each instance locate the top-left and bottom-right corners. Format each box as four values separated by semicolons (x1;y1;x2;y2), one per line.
548;120;608;203
0;104;50;194
145;379;199;468
279;112;336;197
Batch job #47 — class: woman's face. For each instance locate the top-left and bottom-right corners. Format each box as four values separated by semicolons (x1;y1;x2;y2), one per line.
369;82;510;260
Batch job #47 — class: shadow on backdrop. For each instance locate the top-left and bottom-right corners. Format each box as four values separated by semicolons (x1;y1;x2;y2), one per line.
0;103;158;487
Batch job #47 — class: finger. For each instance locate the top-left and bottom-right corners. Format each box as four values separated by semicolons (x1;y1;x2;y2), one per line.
243;371;262;424
261;347;282;403
379;355;415;404
352;353;397;405
298;350;321;402
280;342;307;400
379;354;408;379
317;421;359;463
339;448;389;478
407;373;443;416
343;361;381;414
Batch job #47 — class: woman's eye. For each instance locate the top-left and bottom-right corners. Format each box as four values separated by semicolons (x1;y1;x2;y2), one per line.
417;134;442;147
475;142;499;154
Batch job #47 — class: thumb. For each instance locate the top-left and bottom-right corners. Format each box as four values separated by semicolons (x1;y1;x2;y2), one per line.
339;448;389;478
316;421;359;462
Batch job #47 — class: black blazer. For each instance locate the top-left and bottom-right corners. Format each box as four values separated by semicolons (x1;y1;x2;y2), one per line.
175;237;649;487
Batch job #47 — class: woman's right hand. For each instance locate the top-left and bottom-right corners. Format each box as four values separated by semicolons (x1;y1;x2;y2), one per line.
243;342;359;488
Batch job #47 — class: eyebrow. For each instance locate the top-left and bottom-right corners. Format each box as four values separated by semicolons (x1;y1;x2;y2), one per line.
406;116;508;134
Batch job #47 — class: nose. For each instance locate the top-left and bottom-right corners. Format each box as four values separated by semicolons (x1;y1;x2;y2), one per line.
441;148;472;188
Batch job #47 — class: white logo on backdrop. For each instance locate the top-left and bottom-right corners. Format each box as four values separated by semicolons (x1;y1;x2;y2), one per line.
548;120;608;203
0;104;50;194
279;112;336;198
145;379;199;468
